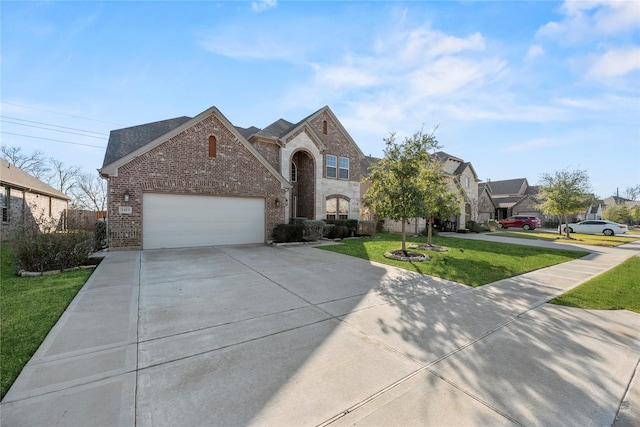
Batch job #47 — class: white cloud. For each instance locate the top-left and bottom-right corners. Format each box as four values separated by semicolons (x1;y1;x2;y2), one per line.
537;0;640;43
525;44;545;62
251;0;277;13
586;47;640;78
505;137;557;152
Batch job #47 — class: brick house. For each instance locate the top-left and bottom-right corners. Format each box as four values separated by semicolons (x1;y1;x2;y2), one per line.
1;158;70;239
99;105;364;249
486;178;543;220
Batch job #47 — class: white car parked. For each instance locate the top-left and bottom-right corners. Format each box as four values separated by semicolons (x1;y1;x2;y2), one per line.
561;220;628;236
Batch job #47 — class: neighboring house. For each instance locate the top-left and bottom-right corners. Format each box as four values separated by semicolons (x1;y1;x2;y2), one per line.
477;182;496;223
1;158;70;239
485;178;543;220
586;200;605;220
99;105;364;250
361;151;480;233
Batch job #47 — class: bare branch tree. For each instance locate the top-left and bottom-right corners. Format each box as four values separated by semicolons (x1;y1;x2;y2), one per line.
624;185;640;201
47;158;81;194
70;172;106;211
0;145;50;179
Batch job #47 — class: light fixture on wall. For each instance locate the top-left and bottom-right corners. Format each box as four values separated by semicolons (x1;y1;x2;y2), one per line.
123;191;130;203
275;198;280;207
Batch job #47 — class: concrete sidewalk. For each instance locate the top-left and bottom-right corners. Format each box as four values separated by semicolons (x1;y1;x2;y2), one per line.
2;237;639;426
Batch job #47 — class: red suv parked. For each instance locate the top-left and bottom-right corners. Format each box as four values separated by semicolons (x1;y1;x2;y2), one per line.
498;215;541;230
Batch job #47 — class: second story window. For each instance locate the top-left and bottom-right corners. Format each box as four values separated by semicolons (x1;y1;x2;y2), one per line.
339;157;349;180
322;120;328;134
465;176;470;188
208;135;217;158
326;155;337;178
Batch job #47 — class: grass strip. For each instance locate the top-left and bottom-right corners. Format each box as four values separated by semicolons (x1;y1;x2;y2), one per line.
492;230;638;247
0;242;92;399
320;233;587;287
551;256;640;313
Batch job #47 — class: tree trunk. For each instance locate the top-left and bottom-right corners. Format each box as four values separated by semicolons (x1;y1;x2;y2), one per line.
401;219;407;252
427;217;434;246
564;213;571;238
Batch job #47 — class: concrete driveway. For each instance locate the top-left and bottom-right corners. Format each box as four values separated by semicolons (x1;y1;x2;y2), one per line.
2;240;640;426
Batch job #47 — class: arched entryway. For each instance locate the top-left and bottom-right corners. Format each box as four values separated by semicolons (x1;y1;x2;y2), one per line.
290;150;315;219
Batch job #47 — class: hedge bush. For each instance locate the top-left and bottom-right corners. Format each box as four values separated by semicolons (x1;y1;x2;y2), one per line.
94;220;107;251
272;224;304;243
302;220;324;241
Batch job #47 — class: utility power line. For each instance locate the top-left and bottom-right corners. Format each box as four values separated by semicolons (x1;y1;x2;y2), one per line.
0;131;106;148
1;118;108;139
0;116;109;136
0;101;127;126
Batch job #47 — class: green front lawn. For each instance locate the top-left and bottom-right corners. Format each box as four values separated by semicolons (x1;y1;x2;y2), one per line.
320;233;587;287
0;242;92;399
551;256;640;313
492;230;638;247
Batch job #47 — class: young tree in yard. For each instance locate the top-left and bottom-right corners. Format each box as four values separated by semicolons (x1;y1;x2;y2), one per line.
363;130;440;252
422;161;460;246
538;169;592;238
602;204;631;224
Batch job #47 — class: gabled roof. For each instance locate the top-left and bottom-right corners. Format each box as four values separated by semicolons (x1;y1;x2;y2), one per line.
282;106;365;157
99;106;291;189
433;151;463;163
235;126;261;140
478;182;492;194
102;116;191;168
253;119;296;139
488;178;528;196
0;158;70;200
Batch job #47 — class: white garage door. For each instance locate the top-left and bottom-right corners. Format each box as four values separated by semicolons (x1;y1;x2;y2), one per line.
142;194;265;249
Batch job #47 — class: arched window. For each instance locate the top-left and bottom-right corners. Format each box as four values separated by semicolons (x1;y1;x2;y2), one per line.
291;161;297;182
326;195;349;219
208;135;217;158
322;120;328;135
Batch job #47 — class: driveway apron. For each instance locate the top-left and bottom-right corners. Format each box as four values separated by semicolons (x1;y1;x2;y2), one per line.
2;239;639;426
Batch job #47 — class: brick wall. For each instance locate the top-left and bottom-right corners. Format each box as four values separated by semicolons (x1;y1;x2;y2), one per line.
106;113;286;248
1;186;67;239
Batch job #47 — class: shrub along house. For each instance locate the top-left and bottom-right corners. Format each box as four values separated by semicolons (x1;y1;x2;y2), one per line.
99;105;364;250
1;158;70;239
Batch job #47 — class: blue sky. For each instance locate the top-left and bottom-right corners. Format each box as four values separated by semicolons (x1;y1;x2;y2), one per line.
2;0;639;198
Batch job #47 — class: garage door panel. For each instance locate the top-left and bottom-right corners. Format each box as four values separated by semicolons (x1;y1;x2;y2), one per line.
143;194;265;249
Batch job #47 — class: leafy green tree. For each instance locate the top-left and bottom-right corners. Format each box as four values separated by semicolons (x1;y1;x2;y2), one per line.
363;130;440;252
602;204;631;224
422;160;460;245
538;169;592;238
631;206;640;225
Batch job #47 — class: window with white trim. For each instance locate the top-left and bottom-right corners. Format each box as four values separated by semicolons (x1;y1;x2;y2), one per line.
339;157;349;180
326;155;337;178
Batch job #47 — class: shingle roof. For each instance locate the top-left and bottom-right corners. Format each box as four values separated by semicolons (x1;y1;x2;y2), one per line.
253;119;296;139
102;116;192;168
433;151;463;163
235;126;261;139
0;158;70;200
487;178;527;196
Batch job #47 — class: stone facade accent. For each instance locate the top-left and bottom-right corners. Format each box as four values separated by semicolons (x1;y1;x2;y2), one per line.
280;111;362;222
